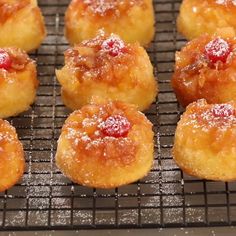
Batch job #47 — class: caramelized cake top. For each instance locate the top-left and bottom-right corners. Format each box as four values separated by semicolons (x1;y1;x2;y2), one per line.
68;0;145;19
64;32;143;85
62;101;153;167
182;99;236;131
173;32;236;86
0;47;33;72
0;0;32;24
214;0;236;8
178;99;236;152
0;47;37;86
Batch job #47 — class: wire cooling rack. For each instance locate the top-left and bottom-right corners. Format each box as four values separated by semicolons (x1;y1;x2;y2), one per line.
1;0;236;231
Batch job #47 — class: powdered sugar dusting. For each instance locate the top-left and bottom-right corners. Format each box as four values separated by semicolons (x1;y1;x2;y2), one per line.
65;31;134;85
0;131;15;143
64;109;132;154
85;136;116;150
101;35;126;57
99;115;131;138
82;0;141;16
205;38;231;63
211;104;234;117
216;0;236;6
184;101;236;131
0;120;18;144
66;129;91;147
83;0;117;15
0;49;12;70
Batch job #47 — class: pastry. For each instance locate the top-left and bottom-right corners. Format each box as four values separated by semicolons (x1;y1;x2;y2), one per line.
0;119;25;192
56;101;154;188
173;99;236;181
56;32;157;111
0;0;46;51
172;29;236;107
0;47;38;118
177;0;236;40
65;0;155;46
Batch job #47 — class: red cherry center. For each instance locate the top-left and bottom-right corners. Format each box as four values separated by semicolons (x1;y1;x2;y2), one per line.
100;115;131;138
0;49;12;70
204;38;231;64
211;104;234;118
101;36;126;57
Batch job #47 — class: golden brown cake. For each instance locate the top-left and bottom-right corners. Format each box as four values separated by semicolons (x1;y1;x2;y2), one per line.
172;29;236;107
56;32;157;111
173;99;236;181
177;0;236;40
0;0;46;52
0;47;38;118
0;119;25;192
56;101;154;189
65;0;155;46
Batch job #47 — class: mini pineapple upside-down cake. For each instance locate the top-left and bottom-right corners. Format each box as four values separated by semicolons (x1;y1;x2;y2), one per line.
56;32;157;111
0;47;38;118
55;101;154;189
0;119;25;192
0;0;46;52
65;0;155;46
177;0;236;40
172;29;236;107
173;99;236;181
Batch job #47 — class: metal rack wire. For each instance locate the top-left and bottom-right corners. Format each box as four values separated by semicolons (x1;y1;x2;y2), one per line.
1;0;236;231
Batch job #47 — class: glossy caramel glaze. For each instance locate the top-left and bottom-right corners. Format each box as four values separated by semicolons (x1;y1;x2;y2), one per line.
56;32;157;111
0;119;25;192
213;0;236;8
65;0;154;46
63;102;137;166
65;32;140;85
173;99;236;181
56;101;154;188
172;30;236;107
0;47;37;85
0;0;46;52
178;99;236;134
177;0;236;40
0;47;38;118
0;0;30;24
3;47;31;70
70;0;145;18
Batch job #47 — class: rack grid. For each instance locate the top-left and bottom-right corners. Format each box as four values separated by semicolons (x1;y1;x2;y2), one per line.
1;0;236;231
